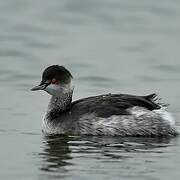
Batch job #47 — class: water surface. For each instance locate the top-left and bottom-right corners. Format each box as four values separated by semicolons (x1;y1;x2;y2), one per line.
0;0;180;179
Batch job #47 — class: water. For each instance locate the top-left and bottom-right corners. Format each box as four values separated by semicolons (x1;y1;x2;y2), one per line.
0;0;180;179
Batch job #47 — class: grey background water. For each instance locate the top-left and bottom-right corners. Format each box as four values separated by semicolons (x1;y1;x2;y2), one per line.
0;0;180;179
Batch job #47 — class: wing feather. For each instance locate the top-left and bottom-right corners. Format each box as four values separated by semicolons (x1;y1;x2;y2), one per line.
71;93;161;118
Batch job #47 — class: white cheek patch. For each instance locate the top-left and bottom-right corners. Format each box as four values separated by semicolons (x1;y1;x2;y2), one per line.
45;84;63;96
44;79;74;97
45;83;73;96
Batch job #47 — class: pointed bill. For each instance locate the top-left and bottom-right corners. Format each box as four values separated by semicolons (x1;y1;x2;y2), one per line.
31;83;48;91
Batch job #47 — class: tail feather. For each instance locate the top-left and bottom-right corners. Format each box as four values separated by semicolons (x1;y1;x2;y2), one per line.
146;93;169;109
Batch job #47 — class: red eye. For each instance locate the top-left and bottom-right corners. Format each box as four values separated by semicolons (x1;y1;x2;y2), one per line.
51;78;58;84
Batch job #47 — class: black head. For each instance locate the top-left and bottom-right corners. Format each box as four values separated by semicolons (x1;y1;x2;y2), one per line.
42;65;73;84
31;65;73;91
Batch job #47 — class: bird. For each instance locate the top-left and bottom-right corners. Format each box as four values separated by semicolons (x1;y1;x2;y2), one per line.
31;65;178;136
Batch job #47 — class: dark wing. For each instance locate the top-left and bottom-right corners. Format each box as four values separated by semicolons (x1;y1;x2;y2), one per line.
70;93;161;118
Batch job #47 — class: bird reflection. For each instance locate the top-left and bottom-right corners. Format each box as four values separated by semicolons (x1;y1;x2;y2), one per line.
39;135;72;173
39;134;176;174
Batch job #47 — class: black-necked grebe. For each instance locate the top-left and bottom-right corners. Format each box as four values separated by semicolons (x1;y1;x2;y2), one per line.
31;65;178;136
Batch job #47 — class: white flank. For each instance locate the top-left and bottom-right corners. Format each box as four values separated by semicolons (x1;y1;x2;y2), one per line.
153;109;175;127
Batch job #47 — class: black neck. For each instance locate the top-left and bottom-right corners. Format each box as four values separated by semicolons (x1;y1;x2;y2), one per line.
46;91;73;120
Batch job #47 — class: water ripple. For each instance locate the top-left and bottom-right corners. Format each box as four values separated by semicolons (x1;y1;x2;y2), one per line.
37;135;176;175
